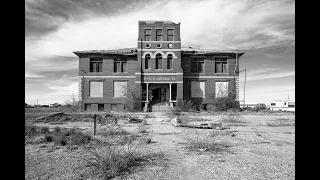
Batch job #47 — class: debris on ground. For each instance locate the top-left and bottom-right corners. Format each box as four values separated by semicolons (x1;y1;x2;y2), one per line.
35;112;71;123
128;117;143;123
171;116;182;127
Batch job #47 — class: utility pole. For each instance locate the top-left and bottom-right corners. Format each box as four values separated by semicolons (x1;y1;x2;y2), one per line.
238;69;247;108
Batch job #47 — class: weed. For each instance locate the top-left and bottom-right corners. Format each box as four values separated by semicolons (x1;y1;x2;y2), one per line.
40;126;50;134
44;134;54;142
69;132;92;145
98;126;129;137
221;115;247;126
53;126;61;134
54;134;68;146
266;118;295;126
25;124;39;137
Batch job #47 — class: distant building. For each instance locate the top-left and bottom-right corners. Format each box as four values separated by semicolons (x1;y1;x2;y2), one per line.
49;103;61;108
268;99;295;112
73;20;244;112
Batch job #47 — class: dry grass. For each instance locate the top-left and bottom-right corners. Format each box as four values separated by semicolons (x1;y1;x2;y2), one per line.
266;118;295;127
221;114;247;126
181;128;230;153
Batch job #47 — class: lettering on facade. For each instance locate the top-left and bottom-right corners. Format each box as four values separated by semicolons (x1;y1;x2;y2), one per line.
143;76;176;81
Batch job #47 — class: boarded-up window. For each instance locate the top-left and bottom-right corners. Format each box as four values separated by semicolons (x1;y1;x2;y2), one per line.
191;81;205;98
90;82;103;97
215;82;228;98
113;81;127;97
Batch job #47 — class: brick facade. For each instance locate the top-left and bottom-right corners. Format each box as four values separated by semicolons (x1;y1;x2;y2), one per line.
73;20;244;111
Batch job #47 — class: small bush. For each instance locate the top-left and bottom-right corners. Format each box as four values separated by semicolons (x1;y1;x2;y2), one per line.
182;129;227;152
53;126;61;134
54;134;68;146
137;125;150;134
141;119;148;126
25;124;39;137
40;126;50;134
210;94;238;111
266;119;295;127
44;134;54;142
63;128;77;136
176;99;195;112
69;132;91;145
98;126;129;137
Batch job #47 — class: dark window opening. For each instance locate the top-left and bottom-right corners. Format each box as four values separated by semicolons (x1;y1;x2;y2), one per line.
167;29;174;41
98;104;104;111
145;29;151;41
271;103;276;106
90;58;103;72
155;54;162;69
114;57;127;73
167;54;173;69
191;58;204;73
215;58;227;73
85;104;91;111
145;54;150;69
156;29;163;41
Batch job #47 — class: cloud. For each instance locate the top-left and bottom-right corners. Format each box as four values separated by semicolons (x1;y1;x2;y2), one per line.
239;71;294;82
25;0;295;104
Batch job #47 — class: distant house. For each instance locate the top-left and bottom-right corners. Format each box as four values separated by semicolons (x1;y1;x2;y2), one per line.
268;99;295;112
25;103;28;108
49;103;61;108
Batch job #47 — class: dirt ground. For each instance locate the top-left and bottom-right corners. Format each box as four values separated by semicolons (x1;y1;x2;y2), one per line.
25;110;295;180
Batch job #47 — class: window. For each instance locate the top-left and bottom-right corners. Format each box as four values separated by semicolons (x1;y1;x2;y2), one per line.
114;57;127;73
191;81;205;98
113;81;127;97
85;104;91;111
156;29;163;41
98;104;104;111
90;82;103;97
167;54;173;69
215;58;227;73
288;102;295;107
167;29;174;41
155;54;162;69
90;58;103;72
215;82;228;98
191;58;204;73
145;54;150;69
271;103;276;106
145;29;151;41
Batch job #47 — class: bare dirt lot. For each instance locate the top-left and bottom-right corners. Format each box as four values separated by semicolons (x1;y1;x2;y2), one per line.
25;108;295;180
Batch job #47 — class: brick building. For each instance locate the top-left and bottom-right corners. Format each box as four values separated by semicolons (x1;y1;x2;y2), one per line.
73;20;244;112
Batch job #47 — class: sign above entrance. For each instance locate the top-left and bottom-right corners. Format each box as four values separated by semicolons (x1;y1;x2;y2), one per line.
142;75;177;82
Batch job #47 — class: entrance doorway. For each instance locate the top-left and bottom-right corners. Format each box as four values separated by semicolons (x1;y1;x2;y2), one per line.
152;88;167;102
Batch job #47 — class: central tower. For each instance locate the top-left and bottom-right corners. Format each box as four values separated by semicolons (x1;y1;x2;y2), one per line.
136;20;183;110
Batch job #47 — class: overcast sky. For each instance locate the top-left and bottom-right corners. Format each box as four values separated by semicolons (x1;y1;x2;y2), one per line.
25;0;295;105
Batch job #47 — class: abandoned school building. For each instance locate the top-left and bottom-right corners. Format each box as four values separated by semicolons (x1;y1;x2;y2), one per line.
73;20;244;112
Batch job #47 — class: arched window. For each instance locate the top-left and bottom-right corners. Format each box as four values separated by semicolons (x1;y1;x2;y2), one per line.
167;54;173;69
155;54;162;69
145;54;151;69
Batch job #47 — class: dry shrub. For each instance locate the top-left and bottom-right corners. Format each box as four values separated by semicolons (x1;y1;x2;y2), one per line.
25;124;40;137
54;134;68;146
40;126;50;134
266;118;295;127
221;114;247;126
98;126;129;137
44;134;54;142
182;129;228;152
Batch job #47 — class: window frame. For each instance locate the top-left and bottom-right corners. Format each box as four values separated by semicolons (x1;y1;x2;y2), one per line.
155;54;162;69
190;58;204;73
114;57;127;73
156;29;163;41
89;57;103;73
215;81;229;98
145;54;151;69
191;81;206;98
214;58;228;74
167;29;174;41
113;81;127;98
144;29;151;41
167;54;173;69
89;81;104;98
